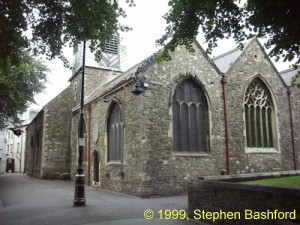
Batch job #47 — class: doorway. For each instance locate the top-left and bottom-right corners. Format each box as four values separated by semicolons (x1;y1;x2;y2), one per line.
92;150;99;187
6;158;15;173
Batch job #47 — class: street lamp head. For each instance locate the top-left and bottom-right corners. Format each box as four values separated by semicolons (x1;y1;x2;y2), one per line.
132;78;147;96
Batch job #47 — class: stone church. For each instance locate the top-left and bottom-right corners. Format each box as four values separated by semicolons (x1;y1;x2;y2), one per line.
25;36;300;197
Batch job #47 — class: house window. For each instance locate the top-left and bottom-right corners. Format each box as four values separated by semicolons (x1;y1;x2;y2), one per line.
107;102;124;162
172;79;208;152
17;143;20;153
244;78;275;148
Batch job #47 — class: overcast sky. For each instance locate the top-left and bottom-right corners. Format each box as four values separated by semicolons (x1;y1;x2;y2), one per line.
31;0;294;111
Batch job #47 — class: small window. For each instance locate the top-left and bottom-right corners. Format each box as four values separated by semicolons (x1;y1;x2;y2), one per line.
107;103;124;162
172;79;209;152
244;78;276;148
17;143;20;153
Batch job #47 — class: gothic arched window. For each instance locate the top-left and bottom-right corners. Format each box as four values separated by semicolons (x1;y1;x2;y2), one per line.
244;78;275;148
107;103;124;162
172;79;209;152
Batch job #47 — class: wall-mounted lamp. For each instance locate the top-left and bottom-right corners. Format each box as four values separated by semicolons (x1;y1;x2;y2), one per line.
9;128;23;137
131;77;148;96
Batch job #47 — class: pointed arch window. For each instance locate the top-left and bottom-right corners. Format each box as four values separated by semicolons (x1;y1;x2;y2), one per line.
107;103;124;162
172;79;209;152
244;78;276;148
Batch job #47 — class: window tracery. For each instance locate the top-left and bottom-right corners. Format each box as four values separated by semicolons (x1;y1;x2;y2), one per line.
244;78;275;148
172;79;208;152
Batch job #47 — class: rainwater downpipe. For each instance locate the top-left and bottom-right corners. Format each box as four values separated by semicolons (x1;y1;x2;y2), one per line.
87;104;92;185
222;76;231;175
287;88;297;170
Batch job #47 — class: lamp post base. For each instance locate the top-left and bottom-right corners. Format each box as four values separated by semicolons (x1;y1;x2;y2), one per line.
73;173;86;206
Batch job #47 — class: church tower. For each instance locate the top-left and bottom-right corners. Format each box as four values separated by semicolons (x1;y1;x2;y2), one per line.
69;34;126;107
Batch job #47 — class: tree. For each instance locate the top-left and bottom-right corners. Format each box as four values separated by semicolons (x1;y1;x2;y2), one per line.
0;0;134;128
156;0;300;72
0;50;48;129
0;0;133;71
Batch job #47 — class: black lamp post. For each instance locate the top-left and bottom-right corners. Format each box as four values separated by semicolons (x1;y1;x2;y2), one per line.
74;40;87;206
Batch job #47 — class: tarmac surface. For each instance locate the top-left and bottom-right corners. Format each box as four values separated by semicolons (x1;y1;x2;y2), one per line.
0;173;207;225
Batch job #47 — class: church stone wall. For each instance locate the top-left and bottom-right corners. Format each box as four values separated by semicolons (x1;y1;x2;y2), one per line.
26;87;72;179
69;67;122;110
42;86;71;179
225;39;296;173
69;71;82;109
84;67;122;98
291;88;300;168
70;82;149;196
133;44;227;196
26;110;44;178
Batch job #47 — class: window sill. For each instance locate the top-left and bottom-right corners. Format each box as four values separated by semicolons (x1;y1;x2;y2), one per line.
173;152;211;157
106;161;124;166
245;148;279;154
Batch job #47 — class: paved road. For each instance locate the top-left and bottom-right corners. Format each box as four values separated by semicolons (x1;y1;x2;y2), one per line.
0;174;205;225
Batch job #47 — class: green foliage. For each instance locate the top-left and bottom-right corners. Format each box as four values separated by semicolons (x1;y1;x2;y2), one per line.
291;69;300;88
157;0;300;68
0;0;134;128
0;50;48;129
0;0;133;70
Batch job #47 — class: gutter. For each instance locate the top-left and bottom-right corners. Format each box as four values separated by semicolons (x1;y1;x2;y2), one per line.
222;76;231;175
287;88;297;170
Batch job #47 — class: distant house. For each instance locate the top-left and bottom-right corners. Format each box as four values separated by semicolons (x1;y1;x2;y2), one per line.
0;130;6;174
1;110;38;174
26;37;300;197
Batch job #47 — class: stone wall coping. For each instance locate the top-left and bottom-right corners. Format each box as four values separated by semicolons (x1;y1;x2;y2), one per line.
191;170;300;197
197;170;300;182
190;178;300;197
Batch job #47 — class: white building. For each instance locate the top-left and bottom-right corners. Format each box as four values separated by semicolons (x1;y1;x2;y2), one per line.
0;130;7;174
3;109;38;173
5;127;27;173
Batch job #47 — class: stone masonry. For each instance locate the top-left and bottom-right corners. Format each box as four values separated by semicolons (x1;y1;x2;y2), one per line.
26;87;71;179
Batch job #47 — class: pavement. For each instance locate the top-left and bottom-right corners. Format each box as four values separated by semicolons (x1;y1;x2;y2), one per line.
0;173;206;225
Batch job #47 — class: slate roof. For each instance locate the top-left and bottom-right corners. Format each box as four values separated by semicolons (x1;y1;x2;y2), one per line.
212;47;241;73
279;68;298;86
